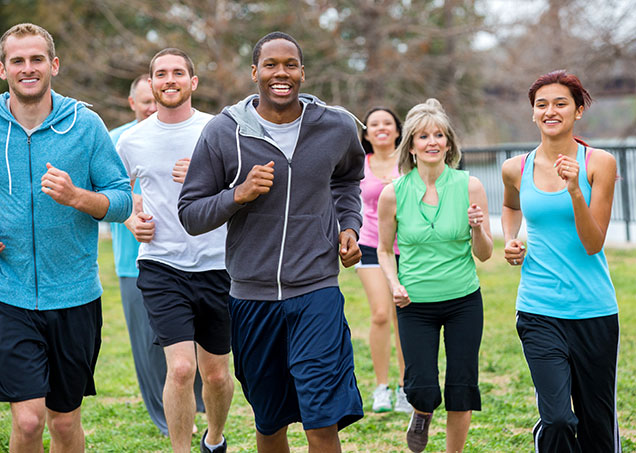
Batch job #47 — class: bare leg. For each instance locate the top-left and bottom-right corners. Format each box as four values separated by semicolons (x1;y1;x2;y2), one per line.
197;345;233;445
306;424;341;453
446;410;472;453
10;399;46;453
163;341;197;453
357;267;393;386
47;407;84;453
256;425;290;453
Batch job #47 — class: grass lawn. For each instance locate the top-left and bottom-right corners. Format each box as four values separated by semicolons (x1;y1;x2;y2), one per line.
1;240;635;452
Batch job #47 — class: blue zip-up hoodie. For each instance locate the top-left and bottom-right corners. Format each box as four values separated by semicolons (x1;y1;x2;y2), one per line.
0;91;132;310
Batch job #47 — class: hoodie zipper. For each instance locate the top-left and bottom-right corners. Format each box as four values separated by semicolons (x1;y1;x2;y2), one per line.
27;135;39;308
276;159;292;300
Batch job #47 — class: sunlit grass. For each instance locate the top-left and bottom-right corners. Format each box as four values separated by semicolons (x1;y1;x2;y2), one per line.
1;240;634;451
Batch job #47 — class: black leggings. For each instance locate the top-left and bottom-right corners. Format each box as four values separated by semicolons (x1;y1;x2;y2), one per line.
516;311;621;453
396;289;483;413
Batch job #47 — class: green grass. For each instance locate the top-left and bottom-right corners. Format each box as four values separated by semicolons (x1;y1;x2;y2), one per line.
1;240;635;452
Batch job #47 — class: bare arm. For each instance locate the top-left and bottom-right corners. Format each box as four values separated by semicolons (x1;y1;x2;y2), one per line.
555;149;616;254
41;163;110;219
377;184;410;308
467;176;493;262
501;156;527;266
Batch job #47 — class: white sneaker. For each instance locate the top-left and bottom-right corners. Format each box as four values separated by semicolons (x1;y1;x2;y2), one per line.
372;384;392;412
394;386;413;413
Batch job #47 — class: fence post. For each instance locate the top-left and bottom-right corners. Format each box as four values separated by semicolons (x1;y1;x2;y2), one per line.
619;148;631;242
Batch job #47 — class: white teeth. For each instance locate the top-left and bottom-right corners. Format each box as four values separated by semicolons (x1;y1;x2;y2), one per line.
164;88;178;93
22;78;37;83
545;120;559;124
377;133;388;139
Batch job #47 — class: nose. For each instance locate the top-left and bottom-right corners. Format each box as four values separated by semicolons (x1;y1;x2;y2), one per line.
273;64;289;77
546;103;556;115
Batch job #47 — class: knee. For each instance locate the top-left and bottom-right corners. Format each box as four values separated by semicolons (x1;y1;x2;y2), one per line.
202;367;232;391
541;416;577;436
48;412;81;439
13;410;45;440
371;307;390;326
168;358;196;386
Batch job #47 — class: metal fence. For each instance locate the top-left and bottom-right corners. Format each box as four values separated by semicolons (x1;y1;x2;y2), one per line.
459;143;636;242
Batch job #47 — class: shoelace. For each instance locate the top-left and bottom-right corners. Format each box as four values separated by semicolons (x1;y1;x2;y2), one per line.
413;414;428;432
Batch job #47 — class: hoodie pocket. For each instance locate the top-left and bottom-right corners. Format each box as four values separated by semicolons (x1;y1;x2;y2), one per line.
280;214;339;285
226;212;283;283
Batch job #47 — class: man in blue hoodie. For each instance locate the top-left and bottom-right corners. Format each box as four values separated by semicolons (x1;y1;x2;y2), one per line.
0;23;132;451
179;32;365;452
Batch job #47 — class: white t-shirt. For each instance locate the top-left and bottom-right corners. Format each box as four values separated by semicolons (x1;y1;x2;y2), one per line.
248;101;303;160
117;110;226;272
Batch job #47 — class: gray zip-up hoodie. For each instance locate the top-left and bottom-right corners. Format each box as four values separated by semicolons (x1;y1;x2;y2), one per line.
178;94;364;301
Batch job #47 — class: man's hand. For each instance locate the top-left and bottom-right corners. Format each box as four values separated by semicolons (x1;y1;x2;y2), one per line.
233;161;275;204
41;163;79;207
130;212;155;243
172;158;191;184
338;228;361;268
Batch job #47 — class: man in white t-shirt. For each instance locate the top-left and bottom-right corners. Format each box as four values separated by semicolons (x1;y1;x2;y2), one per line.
116;48;232;453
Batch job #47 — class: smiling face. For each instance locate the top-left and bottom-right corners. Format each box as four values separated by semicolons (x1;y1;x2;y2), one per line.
251;38;304;122
130;79;157;122
364;110;400;151
532;83;583;138
0;34;58;104
410;121;449;166
150;54;197;109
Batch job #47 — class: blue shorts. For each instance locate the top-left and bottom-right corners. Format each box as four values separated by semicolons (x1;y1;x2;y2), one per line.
229;287;363;435
356;244;399;269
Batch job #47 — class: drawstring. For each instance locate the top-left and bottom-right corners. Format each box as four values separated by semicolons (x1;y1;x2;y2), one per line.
50;101;86;134
5;122;11;195
229;124;242;189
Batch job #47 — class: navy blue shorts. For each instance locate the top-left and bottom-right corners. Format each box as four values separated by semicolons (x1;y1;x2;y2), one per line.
229;287;364;435
137;260;231;354
0;299;102;412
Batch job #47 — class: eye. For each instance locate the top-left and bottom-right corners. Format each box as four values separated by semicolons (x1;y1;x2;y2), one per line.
419;134;428;139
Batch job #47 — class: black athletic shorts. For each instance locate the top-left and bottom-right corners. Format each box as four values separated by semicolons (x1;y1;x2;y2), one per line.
0;298;102;412
137;260;231;354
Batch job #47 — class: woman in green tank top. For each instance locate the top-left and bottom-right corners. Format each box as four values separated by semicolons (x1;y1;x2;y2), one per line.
377;99;493;453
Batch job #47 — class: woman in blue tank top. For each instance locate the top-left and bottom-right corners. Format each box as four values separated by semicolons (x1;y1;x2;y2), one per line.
501;70;621;453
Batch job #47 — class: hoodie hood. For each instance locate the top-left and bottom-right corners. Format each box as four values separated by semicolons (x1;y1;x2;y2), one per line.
1;90;88;194
225;93;365;136
0;90;88;133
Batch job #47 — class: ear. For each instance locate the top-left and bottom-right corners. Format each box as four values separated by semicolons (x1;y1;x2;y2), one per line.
575;105;584;120
0;62;6;81
251;64;258;83
127;96;135;112
190;75;199;92
301;65;305;83
51;56;60;77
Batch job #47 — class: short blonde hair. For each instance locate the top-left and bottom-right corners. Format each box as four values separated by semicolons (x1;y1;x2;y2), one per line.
396;98;461;174
0;23;56;63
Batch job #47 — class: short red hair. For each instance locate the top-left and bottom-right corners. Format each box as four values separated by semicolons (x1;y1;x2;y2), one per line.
528;70;592;110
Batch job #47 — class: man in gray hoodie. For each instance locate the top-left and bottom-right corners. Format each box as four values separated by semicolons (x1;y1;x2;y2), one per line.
179;32;364;452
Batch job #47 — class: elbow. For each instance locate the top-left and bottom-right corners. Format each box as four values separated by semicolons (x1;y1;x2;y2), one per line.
585;244;603;256
476;248;493;262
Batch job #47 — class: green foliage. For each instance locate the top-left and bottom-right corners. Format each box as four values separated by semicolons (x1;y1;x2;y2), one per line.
1;240;635;451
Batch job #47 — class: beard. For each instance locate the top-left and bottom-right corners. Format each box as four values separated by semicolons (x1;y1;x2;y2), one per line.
8;77;50;105
152;85;191;109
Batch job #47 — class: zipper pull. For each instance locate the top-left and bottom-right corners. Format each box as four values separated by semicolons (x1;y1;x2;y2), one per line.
431;222;434;229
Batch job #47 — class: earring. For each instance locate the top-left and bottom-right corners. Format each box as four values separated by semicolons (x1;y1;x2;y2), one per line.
412;153;417;164
532;117;536;122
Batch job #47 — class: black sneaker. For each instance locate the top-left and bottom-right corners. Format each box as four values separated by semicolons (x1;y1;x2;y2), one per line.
406;411;433;452
200;429;227;453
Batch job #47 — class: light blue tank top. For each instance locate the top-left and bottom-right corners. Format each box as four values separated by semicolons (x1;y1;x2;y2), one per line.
517;144;617;319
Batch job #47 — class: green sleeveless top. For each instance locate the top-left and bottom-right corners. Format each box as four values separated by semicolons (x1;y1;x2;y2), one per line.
394;166;479;302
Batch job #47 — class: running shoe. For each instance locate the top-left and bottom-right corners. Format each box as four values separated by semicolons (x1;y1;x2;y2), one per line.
372;384;393;412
